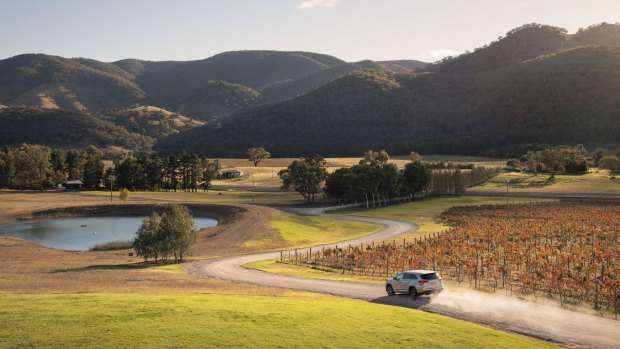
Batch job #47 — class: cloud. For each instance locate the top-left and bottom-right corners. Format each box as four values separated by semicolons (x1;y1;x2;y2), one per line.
297;0;340;10
426;49;456;60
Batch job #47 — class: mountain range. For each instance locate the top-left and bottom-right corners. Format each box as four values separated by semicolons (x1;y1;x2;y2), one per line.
0;50;426;122
2;23;619;157
158;23;620;157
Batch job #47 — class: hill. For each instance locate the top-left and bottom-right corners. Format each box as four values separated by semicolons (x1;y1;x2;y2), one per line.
0;54;146;113
171;80;268;121
157;23;620;157
260;60;424;100
0;107;153;151
0;51;427;123
101;106;204;139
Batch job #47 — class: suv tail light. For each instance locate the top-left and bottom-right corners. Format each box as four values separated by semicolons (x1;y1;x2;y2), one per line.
419;280;428;285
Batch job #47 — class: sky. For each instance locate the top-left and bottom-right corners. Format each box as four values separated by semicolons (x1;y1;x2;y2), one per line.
1;0;619;63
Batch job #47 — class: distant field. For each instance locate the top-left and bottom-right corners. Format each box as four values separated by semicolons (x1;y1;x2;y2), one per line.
393;154;505;167
0;293;556;349
338;196;554;241
469;170;620;195
212;155;503;189
87;189;309;206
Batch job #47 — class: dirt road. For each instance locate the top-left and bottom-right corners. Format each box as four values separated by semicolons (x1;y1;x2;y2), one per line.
188;207;620;349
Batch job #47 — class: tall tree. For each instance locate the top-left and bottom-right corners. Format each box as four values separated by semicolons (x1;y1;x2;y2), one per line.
159;204;196;263
13;144;52;190
82;146;104;189
247;147;271;167
401;161;432;196
279;155;328;203
201;159;221;192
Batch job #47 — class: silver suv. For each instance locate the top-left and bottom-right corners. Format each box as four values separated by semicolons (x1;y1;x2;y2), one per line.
386;270;443;298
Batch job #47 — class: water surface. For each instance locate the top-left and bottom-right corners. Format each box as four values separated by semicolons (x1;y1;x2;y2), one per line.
0;216;217;251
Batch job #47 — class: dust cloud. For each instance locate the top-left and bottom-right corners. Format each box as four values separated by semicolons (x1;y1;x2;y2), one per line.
432;288;620;348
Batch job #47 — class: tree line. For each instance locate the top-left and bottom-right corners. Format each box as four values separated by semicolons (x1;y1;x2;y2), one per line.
278;150;499;205
324;150;431;207
0;144;223;192
111;153;221;192
0;144;104;190
505;144;620;177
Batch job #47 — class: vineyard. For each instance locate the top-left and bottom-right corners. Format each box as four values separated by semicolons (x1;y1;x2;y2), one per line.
283;202;620;315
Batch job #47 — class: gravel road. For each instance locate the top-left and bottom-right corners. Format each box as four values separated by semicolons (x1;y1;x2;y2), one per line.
188;206;619;349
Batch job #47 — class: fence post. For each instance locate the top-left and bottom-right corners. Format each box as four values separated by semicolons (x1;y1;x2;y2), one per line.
280;251;283;263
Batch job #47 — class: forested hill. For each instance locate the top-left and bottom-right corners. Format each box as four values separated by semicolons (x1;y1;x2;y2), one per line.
0;107;153;151
0;51;426;122
157;23;620;157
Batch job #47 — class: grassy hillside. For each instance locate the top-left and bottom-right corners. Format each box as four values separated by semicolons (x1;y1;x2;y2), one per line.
133;51;344;105
101;105;204;138
158;23;620;157
260;60;424;100
0;54;146;112
0;51;427;125
0;293;555;349
0;107;153;151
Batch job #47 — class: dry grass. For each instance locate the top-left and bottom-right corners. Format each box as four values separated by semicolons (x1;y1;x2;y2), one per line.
0;191;284;293
470;170;620;194
0;238;284;295
0;191;378;293
212;156;502;190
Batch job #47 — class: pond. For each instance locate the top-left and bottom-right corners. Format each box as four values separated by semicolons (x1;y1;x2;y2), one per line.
0;216;218;251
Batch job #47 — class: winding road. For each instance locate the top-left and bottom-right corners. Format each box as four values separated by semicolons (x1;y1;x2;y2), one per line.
188;206;620;349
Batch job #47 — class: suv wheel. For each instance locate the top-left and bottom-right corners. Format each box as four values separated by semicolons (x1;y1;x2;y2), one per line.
409;287;418;299
386;285;395;296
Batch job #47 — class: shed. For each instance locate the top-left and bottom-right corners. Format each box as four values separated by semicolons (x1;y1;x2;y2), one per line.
220;169;244;179
64;180;83;190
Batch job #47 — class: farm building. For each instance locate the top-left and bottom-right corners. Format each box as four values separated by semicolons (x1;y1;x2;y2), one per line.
220;169;245;179
61;180;83;190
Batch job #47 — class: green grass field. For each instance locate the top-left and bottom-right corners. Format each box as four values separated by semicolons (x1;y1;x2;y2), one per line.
338;196;553;238
470;170;620;194
87;189;308;205
0;293;556;349
243;211;382;249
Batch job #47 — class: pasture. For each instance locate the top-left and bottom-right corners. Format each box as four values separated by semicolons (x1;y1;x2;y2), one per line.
0;293;556;349
470;170;620;195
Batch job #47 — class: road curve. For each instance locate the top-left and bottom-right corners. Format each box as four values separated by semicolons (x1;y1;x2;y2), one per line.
187;206;620;349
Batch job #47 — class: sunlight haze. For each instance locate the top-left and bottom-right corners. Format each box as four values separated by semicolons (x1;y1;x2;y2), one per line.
1;0;619;62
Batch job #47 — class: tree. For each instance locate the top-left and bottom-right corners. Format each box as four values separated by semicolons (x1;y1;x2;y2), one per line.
408;151;422;162
201;159;221;192
525;145;588;177
158;204;196;262
0;148;14;188
119;188;130;201
599;156;620;172
247;147;270;167
593;147;607;167
452;169;466;195
401;161;432;196
133;204;196;263
362;149;389;166
13;144;52;190
279;155;328;203
82;146;104;189
134;213;162;262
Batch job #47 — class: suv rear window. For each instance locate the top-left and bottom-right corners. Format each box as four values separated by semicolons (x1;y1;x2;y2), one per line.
421;273;438;280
